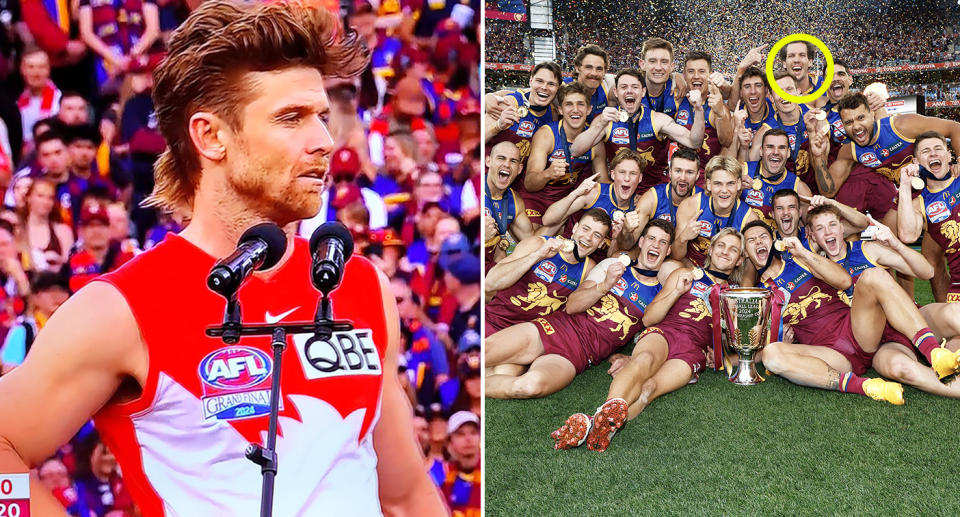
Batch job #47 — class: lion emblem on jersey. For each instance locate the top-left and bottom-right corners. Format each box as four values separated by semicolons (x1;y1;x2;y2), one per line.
510;282;567;315
782;286;831;325
837;290;852;307
679;297;710;322
795;149;809;176
875;156;912;185
587;294;639;340
941;220;960;252
516;139;532;160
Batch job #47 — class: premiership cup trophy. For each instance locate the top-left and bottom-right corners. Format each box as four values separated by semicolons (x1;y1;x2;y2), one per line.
719;288;773;385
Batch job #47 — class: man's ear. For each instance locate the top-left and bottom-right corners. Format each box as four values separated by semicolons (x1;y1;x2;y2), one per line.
188;111;228;162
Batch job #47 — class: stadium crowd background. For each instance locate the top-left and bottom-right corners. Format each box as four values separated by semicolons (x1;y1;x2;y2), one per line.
484;0;960;121
0;0;481;514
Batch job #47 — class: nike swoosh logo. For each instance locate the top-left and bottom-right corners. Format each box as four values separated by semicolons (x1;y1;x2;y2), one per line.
265;307;300;324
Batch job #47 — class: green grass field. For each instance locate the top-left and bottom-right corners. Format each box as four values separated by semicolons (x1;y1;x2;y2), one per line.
485;280;960;516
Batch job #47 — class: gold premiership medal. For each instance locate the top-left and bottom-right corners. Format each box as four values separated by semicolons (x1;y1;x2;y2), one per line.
774;240;785;252
815;111;827;121
618;109;629;123
498;237;510;250
613;210;625;222
692;268;704;280
562;239;575;253
911;176;925;190
752;178;763;191
517;106;529;118
617;254;631;267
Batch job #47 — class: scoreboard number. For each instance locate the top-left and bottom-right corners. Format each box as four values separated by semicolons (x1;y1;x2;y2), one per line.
0;473;28;517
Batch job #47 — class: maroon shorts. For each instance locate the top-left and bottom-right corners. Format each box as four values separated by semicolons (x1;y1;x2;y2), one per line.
807;311;874;375
640;324;709;377
835;166;898;220
879;323;926;362
535;312;622;374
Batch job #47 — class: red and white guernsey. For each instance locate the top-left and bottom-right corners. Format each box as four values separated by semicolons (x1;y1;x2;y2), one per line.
92;234;388;516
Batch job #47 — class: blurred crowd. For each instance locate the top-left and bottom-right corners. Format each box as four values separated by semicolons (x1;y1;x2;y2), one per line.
487;0;960;74
889;82;960;102
0;0;480;514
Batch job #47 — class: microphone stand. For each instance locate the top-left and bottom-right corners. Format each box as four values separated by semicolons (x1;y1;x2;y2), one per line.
205;294;354;517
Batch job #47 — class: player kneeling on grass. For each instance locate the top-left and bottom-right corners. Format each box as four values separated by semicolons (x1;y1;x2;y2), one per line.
485;220;677;400
552;228;745;453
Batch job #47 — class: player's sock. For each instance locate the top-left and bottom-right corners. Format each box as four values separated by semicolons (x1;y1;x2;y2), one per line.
913;329;941;362
838;371;866;395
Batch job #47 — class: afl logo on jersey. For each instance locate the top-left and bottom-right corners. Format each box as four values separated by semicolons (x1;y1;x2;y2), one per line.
745;189;764;207
657;213;672;222
198;346;277;421
294;329;382;381
927;201;951;223
517;120;535;138
612;277;628;296
860;152;882;167
611;127;630;145
831;120;844;138
676;110;689;125
535;261;558;282
550;149;567;161
698;220;713;237
690;281;708;297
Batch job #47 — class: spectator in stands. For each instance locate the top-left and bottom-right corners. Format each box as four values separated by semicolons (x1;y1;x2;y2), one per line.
392;274;450;409
444;252;480;345
17;48;61;148
326;78;376;180
451;343;481;415
106;201;139;254
375;129;419;226
57;92;90;126
1;271;68;372
38;456;96;517
78;0;160;95
20;176;72;271
74;432;135;517
433;410;481;515
64;202;134;292
368;227;405;278
299;146;388;239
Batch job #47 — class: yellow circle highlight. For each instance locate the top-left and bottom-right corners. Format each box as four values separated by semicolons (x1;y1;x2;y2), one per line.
765;33;834;105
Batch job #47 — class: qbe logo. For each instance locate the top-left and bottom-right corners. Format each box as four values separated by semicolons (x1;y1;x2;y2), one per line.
294;329;382;380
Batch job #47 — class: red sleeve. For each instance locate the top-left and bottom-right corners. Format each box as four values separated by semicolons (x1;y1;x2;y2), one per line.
21;0;69;57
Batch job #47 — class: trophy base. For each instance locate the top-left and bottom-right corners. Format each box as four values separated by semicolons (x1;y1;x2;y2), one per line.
729;357;764;385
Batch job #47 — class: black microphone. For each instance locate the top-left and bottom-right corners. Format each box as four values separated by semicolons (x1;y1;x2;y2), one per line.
208;223;288;298
309;222;354;295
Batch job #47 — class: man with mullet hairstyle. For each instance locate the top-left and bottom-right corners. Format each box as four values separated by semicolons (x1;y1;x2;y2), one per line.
0;2;445;515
